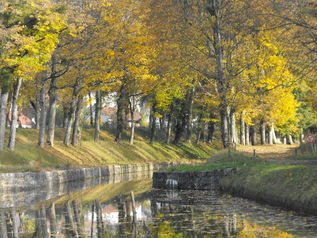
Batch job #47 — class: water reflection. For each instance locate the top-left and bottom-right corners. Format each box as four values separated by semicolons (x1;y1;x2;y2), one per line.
0;178;317;237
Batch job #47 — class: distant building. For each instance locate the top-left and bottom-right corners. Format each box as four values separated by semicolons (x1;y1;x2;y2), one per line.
101;106;117;124
127;111;142;127
86;106;142;127
18;112;33;128
85;92;152;127
8;111;34;128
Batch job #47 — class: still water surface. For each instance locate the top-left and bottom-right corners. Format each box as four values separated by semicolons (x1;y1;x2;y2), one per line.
1;172;317;237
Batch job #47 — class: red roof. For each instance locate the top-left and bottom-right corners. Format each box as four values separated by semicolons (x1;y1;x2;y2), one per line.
8;112;33;125
102;107;117;117
19;113;32;125
102;107;142;121
127;111;142;121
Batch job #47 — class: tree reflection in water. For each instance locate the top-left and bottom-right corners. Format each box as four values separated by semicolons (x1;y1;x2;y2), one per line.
0;182;316;237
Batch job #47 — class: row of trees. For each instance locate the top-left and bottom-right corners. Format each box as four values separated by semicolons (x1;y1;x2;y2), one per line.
0;0;316;151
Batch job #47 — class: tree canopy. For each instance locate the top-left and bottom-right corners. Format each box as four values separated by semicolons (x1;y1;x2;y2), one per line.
0;0;316;150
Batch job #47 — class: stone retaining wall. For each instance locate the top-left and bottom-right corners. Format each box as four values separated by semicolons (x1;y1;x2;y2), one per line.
0;162;175;209
152;168;236;190
0;162;174;192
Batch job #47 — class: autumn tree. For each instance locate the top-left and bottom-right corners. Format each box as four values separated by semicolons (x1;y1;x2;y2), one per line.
0;0;66;150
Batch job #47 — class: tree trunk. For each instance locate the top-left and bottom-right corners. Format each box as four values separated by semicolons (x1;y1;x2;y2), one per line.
207;112;216;143
29;99;40;129
90;204;95;238
185;88;194;143
159;116;165;131
166;114;172;144
35;78;41;129
173;99;187;144
220;108;229;148
250;125;257;146
48;203;57;238
287;134;294;145
268;124;273;145
64;82;81;146
64;100;76;146
196;123;205;144
38;76;47;148
207;122;215;143
299;128;304;145
173;119;182;144
8;78;22;150
260;120;266;145
71;97;83;146
46;78;58;146
230;111;237;145
94;91;101;142
72;200;83;236
245;123;250;145
196;111;204;144
5;94;11;129
63;106;68;129
34;205;49;238
173;117;183;144
150;104;157;144
283;136;287;144
272;124;277;144
129;96;135;145
115;84;127;143
209;1;228;148
65;201;79;238
148;107;153;131
95;200;104;236
88;92;94;128
0;90;9;151
240;112;245;145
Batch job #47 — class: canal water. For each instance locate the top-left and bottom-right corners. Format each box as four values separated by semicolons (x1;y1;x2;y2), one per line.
1;172;317;237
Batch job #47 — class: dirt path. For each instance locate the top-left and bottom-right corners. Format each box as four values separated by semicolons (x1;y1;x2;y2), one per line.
236;144;298;159
236;144;317;166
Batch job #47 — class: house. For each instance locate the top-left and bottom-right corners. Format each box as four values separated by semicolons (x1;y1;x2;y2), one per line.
8;110;34;128
101;106;117;124
86;106;143;127
18;112;33;128
127;111;142;127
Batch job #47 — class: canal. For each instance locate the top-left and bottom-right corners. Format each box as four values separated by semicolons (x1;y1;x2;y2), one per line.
1;171;317;237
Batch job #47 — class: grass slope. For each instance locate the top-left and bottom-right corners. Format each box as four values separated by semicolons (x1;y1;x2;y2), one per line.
0;128;216;172
221;158;317;213
169;149;317;214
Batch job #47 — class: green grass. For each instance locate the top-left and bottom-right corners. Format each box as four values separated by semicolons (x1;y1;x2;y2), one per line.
0;128;217;172
166;149;257;172
166;161;249;172
285;143;317;160
167;150;317;210
286;153;317;160
216;152;317;212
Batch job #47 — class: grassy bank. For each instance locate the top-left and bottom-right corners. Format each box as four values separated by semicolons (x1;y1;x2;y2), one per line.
167;150;256;172
0;128;217;173
168;150;317;214
166;161;248;172
221;159;317;214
